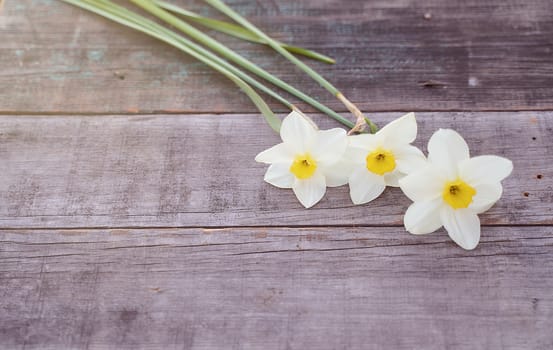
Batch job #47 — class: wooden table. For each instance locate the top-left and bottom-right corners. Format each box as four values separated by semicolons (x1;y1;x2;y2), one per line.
1;0;552;348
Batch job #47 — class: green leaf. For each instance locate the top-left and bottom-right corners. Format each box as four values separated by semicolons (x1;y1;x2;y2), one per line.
204;0;377;133
152;0;335;64
130;0;355;129
60;0;281;132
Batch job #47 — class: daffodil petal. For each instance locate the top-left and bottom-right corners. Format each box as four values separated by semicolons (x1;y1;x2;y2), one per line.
394;144;428;174
427;129;469;178
292;172;326;208
255;143;293;164
263;163;294;188
348;167;386;205
311;128;348;165
379;112;417;147
280;110;317;153
469;182;503;214
459;155;513;186
348;134;376;148
398;165;445;202
321;159;352;187
440;207;481;250
343;146;369;165
383;169;404;187
404;199;443;235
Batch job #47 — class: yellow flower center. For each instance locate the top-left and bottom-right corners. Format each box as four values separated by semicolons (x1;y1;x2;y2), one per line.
366;148;396;175
442;179;476;209
290;153;317;179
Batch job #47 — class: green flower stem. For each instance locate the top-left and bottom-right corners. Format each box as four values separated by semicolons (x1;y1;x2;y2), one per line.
60;0;282;132
152;0;335;64
205;0;337;94
131;0;355;129
92;0;293;111
203;0;377;133
88;0;331;131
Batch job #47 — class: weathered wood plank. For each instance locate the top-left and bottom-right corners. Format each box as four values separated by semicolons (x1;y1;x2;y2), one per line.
1;0;553;113
0;226;552;349
0;111;550;228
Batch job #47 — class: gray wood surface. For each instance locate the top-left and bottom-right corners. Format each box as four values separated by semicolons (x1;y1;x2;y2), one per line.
1;0;553;348
1;0;553;114
0;111;550;228
1;226;552;350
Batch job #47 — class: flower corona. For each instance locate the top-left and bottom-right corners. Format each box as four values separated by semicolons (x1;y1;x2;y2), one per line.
442;179;476;209
290;154;318;179
365;148;396;175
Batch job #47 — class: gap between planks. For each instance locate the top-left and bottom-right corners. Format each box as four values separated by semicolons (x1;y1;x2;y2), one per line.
0;223;551;232
3;107;553;116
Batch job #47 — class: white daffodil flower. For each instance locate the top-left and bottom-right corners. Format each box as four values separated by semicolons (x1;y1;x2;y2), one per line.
344;112;427;205
399;129;513;250
255;110;348;208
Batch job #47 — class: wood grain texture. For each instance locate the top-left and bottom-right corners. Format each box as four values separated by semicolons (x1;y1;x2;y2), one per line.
1;226;552;350
1;0;553;114
2;0;553;348
0;111;551;228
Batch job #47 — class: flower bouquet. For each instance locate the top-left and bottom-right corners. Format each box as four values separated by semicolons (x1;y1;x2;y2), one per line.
59;0;512;250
